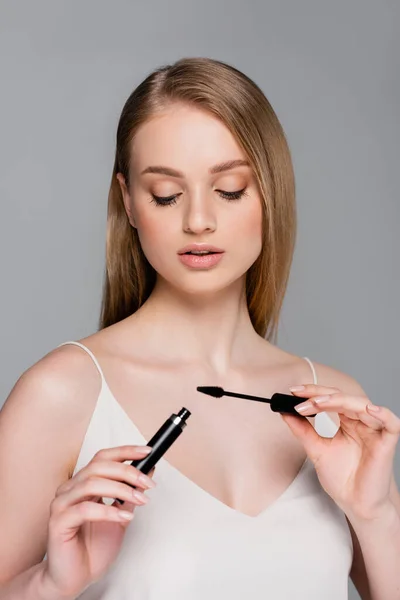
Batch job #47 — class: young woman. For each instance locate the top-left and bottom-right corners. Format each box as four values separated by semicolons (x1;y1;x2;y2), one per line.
0;57;399;600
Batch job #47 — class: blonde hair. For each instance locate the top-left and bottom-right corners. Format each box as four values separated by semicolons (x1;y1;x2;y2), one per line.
99;57;296;343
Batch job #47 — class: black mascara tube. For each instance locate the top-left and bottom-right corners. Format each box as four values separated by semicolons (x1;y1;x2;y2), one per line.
115;407;191;504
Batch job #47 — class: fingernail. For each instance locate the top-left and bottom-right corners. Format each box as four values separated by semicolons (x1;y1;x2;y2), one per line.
137;446;152;454
296;402;312;412
139;474;156;488
290;385;306;392
119;511;134;520
367;404;381;412
133;490;149;504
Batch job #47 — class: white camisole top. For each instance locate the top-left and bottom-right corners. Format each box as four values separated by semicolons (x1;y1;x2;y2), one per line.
58;341;353;599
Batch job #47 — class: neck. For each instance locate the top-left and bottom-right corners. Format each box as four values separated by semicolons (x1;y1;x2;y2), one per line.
129;275;264;374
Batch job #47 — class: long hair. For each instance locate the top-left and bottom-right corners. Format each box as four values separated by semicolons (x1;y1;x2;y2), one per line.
99;57;296;343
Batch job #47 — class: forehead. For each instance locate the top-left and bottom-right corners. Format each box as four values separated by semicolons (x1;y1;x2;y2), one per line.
131;104;246;175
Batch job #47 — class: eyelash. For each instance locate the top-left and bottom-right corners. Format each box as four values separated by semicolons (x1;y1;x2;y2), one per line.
150;188;248;207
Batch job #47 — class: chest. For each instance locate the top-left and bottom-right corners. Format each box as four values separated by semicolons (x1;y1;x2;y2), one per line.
101;360;309;517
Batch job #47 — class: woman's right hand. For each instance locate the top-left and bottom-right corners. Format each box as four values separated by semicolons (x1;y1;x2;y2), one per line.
40;445;156;599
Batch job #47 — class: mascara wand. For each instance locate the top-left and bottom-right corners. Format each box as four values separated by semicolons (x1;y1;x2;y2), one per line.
196;386;317;417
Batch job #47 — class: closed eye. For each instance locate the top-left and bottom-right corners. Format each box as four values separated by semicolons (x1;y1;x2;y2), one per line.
150;187;248;207
219;188;248;201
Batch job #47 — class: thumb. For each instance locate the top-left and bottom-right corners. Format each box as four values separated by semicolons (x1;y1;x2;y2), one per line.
280;413;325;463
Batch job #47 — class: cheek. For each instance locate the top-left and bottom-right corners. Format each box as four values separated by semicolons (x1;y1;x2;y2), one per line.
247;202;263;238
232;200;263;253
134;212;174;260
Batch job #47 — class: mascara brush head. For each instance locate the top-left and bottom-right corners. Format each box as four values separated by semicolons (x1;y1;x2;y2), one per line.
196;386;224;398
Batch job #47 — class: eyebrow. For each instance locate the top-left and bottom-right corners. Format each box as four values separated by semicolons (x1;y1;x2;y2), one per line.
140;159;251;178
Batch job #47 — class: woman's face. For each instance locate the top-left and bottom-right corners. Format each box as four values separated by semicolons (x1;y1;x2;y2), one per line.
118;103;263;296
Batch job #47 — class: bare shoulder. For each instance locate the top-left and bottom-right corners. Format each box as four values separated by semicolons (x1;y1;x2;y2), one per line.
1;338;105;479
310;360;366;395
0;345;103;491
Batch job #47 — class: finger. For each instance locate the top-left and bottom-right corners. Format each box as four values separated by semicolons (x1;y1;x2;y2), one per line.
289;384;341;397
55;459;156;498
57;444;153;494
280;412;328;463
110;498;135;511
365;404;400;436
87;461;156;490
91;445;153;463
52;477;150;515
294;393;375;425
294;393;389;431
50;500;135;535
296;392;366;413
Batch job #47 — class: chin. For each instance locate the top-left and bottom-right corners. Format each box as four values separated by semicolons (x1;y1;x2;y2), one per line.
167;271;247;297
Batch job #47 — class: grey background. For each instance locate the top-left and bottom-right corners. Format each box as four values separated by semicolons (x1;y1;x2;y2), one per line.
0;1;399;597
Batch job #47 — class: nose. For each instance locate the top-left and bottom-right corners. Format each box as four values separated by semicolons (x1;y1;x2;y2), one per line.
182;194;217;234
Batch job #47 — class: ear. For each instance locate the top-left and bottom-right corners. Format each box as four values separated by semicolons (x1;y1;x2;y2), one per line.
116;173;137;228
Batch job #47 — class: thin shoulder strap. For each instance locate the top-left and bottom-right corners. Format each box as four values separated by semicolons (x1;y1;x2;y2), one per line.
57;341;105;383
302;356;318;385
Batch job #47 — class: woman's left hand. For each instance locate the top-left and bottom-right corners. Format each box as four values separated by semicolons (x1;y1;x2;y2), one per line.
281;384;400;520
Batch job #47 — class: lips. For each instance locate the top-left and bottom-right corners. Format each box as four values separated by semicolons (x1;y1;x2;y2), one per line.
177;244;224;255
178;252;224;269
